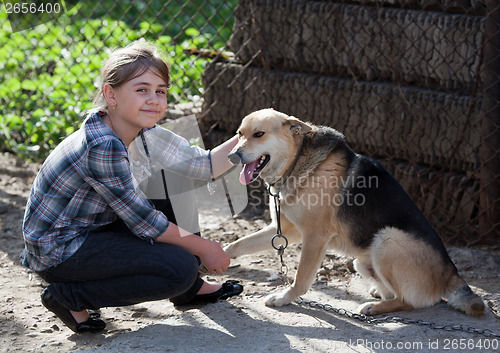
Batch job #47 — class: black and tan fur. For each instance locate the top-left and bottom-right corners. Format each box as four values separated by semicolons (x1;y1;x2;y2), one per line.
226;108;485;316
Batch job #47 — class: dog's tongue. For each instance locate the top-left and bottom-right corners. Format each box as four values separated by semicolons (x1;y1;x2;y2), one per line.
239;159;260;185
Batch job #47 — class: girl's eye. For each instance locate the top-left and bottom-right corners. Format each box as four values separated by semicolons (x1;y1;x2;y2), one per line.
136;88;166;95
253;131;265;138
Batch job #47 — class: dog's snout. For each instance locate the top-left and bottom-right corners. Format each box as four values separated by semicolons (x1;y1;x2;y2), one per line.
228;151;242;165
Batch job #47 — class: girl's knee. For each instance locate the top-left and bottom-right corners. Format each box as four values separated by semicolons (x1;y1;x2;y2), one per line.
167;247;199;289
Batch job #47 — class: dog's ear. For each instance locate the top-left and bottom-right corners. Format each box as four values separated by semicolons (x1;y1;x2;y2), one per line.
284;116;312;135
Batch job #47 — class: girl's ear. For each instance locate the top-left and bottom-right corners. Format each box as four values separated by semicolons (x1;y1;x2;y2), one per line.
284;116;312;135
103;84;117;108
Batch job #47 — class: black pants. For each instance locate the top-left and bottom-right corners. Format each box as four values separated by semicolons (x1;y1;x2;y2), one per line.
37;199;204;311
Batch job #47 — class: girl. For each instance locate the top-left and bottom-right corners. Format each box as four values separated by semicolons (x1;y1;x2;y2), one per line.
21;41;243;333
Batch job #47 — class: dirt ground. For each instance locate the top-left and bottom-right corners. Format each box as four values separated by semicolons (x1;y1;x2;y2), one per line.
0;152;499;353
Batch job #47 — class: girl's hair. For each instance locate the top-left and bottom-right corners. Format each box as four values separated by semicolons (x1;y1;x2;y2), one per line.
92;41;170;112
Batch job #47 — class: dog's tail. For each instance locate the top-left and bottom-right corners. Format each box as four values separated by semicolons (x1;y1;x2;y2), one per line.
446;275;485;316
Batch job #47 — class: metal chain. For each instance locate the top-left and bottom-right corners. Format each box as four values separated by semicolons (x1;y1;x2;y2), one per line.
295;297;500;338
269;186;289;275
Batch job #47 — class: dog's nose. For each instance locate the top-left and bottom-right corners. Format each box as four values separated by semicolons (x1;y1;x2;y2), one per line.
228;151;242;165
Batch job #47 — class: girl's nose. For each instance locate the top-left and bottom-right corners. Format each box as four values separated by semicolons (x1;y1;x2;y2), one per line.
147;93;159;105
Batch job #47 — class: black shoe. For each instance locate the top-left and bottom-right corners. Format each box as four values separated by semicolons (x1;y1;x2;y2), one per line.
188;280;244;305
41;288;106;333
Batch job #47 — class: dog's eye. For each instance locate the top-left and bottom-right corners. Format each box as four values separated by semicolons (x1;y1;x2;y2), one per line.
253;131;265;138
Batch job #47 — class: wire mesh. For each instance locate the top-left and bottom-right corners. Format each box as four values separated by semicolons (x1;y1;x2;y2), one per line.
200;0;499;246
0;0;498;246
0;0;237;158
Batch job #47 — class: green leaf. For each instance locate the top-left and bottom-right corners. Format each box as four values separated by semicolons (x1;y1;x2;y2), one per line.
21;80;37;91
6;78;21;91
185;27;200;37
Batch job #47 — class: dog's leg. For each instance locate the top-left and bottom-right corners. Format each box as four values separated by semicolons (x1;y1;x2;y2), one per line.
358;298;413;315
356;227;448;315
265;232;330;307
224;224;276;258
353;258;394;300
224;216;302;259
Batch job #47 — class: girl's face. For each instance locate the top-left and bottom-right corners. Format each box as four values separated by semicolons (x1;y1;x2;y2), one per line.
107;68;168;131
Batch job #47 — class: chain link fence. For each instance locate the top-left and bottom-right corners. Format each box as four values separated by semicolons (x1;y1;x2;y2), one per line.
0;0;237;157
1;0;499;246
200;0;500;247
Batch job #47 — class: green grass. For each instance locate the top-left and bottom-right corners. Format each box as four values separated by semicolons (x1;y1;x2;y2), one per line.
0;0;237;160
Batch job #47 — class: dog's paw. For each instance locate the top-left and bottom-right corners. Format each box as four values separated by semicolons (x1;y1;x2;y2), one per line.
223;243;238;259
264;290;295;307
358;302;379;315
198;264;210;274
369;286;381;299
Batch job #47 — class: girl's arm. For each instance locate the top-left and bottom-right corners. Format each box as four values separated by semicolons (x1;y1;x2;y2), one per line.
156;223;230;274
209;135;238;179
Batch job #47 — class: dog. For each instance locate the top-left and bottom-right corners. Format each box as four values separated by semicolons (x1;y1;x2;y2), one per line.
225;108;485;316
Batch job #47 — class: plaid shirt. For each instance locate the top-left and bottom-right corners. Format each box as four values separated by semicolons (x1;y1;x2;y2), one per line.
21;111;211;271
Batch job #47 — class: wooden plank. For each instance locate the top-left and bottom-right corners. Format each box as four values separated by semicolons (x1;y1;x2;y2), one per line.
479;0;500;242
316;0;487;14
230;0;484;93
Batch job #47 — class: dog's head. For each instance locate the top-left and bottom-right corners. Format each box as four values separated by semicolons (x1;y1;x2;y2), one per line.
229;108;312;185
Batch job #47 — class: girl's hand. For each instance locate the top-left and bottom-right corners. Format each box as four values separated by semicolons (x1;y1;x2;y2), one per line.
198;240;230;274
157;223;230;274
